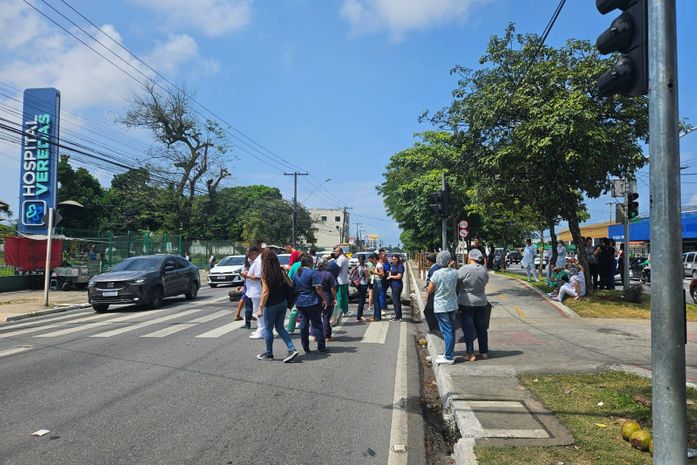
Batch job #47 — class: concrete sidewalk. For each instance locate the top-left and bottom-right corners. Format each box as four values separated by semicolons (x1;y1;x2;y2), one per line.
0;289;90;323
408;265;697;464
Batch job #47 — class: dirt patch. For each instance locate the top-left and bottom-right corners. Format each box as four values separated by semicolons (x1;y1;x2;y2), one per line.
415;331;456;465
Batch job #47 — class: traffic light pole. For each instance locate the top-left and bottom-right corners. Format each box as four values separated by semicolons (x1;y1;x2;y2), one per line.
441;172;447;252
648;1;687;463
623;182;630;292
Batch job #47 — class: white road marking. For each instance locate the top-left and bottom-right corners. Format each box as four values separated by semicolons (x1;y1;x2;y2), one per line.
35;311;165;338
0;311;91;331
90;309;203;338
140;323;198;338
188;310;230;323
361;321;389;344
387;322;408;465
195;320;246;338
0;313;115;339
0;345;32;358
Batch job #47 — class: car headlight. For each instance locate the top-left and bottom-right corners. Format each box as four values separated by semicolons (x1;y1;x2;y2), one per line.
88;278;96;287
130;278;146;285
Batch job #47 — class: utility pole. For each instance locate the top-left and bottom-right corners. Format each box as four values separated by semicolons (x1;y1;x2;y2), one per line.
284;172;308;247
355;223;362;250
649;1;687;463
441;172;448;252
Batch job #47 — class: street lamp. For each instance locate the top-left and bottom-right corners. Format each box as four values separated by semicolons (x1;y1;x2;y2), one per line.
43;200;84;307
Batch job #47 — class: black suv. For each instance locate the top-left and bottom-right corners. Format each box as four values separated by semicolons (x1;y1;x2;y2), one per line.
87;255;200;312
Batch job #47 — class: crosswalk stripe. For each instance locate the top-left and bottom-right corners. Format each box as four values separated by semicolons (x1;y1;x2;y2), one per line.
361;321;389;344
195;320;246;338
188;310;231;323
90;309;204;338
0;313;115;339
0;312;91;331
35;311;166;338
140;323;198;338
0;345;32;358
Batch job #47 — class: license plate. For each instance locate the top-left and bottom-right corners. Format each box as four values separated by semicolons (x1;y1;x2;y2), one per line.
214;276;226;280
102;291;118;297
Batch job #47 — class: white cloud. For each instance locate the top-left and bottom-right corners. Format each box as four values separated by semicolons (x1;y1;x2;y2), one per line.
0;1;218;110
340;0;489;41
131;0;252;38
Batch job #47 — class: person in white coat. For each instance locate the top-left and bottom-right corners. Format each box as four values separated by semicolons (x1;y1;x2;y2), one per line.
556;241;567;268
521;238;540;282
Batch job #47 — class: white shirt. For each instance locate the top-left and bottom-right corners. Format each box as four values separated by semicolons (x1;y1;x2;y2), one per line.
556;245;567;267
336;254;349;285
521;245;537;267
245;255;263;298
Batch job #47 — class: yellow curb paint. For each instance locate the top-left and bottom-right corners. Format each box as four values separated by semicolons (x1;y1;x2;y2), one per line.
514;306;526;319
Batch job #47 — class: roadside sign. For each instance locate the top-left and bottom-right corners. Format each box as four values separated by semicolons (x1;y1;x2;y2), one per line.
458;219;469;239
458;220;468;229
459;229;469;239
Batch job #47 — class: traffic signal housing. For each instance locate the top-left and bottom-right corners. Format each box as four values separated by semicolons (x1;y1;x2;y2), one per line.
429;189;449;217
595;0;648;97
627;192;639;219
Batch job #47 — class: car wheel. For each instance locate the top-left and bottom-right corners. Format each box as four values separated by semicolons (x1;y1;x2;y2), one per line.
150;286;164;309
185;281;199;300
209;283;218;288
93;304;109;312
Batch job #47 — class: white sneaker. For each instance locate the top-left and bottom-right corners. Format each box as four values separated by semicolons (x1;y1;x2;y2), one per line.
249;332;263;339
435;355;455;365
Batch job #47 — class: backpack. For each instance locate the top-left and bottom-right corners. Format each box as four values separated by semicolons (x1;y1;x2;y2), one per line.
349;267;361;287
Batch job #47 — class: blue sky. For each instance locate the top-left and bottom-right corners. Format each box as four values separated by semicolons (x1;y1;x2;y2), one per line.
0;0;695;246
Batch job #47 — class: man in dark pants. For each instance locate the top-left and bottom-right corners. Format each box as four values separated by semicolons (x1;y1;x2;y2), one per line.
423;253;441;334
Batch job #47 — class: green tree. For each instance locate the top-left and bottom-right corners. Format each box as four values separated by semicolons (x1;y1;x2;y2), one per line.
57;155;104;232
100;168;167;233
120;82;231;239
427;25;649;284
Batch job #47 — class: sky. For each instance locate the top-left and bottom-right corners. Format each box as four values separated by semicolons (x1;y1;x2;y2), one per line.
0;0;695;247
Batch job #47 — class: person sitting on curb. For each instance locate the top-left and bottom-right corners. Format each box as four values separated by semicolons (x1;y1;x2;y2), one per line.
556;258;586;302
546;266;568;299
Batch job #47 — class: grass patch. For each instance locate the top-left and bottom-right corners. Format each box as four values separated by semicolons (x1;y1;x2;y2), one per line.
475;371;697;465
495;270;697;322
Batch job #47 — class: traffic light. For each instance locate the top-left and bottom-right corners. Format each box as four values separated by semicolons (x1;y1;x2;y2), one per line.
627;192;639;219
429;188;449;217
595;0;648;97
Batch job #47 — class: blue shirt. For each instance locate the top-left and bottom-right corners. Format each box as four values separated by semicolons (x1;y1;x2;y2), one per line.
317;269;337;304
292;267;322;307
426;263;442;283
430;268;459;313
327;260;340;279
389;263;405;282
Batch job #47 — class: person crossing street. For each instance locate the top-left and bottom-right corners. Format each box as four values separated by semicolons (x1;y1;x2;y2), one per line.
334;246;350;318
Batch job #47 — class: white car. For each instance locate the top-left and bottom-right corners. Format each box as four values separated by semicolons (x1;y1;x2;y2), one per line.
348;251;374;269
208;255;246;288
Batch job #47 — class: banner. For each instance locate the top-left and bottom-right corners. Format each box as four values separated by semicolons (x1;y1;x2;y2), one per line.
18;88;61;235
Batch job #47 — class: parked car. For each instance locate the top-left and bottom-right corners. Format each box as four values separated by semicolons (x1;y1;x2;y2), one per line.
348;251;374;269
506;251;522;264
683;252;697;278
532;255;548;268
87;254;200;312
208;255;246;288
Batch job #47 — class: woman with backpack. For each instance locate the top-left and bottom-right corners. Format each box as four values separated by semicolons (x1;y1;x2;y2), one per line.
255;249;299;363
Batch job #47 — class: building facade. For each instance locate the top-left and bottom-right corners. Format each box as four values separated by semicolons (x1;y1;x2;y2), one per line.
310;208;349;249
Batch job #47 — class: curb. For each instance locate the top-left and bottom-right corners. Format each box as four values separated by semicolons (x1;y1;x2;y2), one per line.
4;303;92;323
493;272;580;319
406;261;424;322
610;363;697;390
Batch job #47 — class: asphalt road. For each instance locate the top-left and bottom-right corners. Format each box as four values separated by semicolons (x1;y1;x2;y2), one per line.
0;286;425;465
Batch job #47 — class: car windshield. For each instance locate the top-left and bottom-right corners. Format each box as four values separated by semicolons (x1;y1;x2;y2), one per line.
218;256;245;266
112;256;163;272
278;255;291;265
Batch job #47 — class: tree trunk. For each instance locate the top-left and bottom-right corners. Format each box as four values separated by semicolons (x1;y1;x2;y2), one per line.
547;220;558;279
568;211;592;296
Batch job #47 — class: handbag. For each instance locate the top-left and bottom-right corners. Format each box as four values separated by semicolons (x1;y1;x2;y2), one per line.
283;279;299;309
